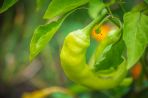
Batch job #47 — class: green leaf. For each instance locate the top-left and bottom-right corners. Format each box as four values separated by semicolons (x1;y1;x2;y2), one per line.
30;13;70;61
144;0;148;4
123;11;148;69
88;0;105;19
94;40;124;71
36;0;46;11
36;0;50;11
0;0;17;13
131;2;148;12
43;0;89;19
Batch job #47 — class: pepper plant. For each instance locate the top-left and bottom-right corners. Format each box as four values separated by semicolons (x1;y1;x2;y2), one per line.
1;0;148;96
29;0;148;90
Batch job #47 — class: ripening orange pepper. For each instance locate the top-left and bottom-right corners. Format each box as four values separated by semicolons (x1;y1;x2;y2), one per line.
131;63;142;80
92;23;111;41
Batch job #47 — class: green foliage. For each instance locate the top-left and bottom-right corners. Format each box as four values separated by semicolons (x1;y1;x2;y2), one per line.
88;0;105;19
0;0;17;13
123;9;148;69
0;0;148;98
144;0;148;4
95;40;124;71
43;0;89;19
36;0;50;11
30;0;148;91
30;15;67;61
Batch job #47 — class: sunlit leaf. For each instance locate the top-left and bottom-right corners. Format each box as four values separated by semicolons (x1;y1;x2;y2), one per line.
123;11;148;69
0;0;17;13
88;0;105;19
30;12;70;61
43;0;89;19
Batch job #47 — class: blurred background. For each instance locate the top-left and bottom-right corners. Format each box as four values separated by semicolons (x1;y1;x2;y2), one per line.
0;0;148;98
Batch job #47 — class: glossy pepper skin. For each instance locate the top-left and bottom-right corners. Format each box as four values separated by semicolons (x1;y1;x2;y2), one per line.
60;10;128;90
60;29;127;90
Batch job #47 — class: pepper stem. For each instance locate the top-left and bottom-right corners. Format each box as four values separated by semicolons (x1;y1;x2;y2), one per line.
82;9;108;36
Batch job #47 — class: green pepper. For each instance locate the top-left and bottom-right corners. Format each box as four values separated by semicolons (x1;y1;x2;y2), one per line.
60;10;128;90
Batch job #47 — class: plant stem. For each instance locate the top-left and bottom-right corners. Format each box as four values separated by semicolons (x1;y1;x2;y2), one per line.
119;3;126;13
107;7;113;17
82;9;108;35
